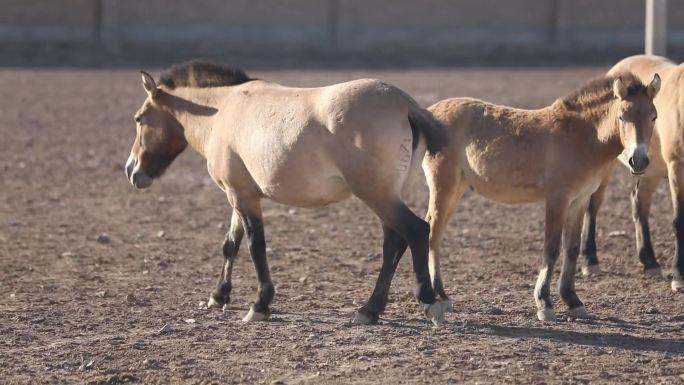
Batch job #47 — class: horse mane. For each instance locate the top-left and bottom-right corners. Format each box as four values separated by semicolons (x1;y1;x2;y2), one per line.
560;72;647;111
158;60;253;89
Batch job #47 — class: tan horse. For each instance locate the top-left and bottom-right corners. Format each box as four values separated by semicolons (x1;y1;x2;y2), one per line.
423;72;660;321
124;61;448;325
581;55;684;292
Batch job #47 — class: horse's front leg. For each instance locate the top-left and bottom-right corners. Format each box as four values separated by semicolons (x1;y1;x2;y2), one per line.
534;195;567;322
580;178;608;275
208;211;244;310
560;196;592;318
631;176;661;276
229;194;275;321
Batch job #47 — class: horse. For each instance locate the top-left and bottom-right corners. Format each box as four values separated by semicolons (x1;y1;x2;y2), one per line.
580;55;684;292
124;61;448;325
422;72;660;321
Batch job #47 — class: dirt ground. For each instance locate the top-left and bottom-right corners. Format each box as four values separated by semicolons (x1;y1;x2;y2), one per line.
1;62;683;385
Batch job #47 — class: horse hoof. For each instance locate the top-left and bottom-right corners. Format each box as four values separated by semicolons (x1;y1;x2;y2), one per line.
242;307;269;322
582;264;601;276
644;267;663;278
352;311;377;325
423;300;445;327
537;308;557;322
568;306;589;319
207;296;223;309
672;279;684;292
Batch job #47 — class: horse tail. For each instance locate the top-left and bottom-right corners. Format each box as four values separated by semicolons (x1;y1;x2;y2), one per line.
408;108;448;155
401;108;448;198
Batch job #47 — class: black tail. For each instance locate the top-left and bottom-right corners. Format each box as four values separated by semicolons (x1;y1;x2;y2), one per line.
408;108;448;154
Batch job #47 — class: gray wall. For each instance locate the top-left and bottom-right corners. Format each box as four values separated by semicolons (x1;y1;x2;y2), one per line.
1;0;682;54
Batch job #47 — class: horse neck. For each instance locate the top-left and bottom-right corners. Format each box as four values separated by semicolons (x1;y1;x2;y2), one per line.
595;101;623;153
560;99;623;156
159;87;225;157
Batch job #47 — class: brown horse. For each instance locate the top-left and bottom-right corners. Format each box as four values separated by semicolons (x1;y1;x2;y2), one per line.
423;72;660;321
581;55;684;292
124;61;448;325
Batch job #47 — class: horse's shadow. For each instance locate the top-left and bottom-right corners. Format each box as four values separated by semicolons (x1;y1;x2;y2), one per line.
467;322;684;354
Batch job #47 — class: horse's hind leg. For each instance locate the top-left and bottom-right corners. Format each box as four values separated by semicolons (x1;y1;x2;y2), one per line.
353;225;408;324
560;196;592;319
534;195;567;321
580;176;609;276
354;198;443;326
631;176;662;276
208;211;244;309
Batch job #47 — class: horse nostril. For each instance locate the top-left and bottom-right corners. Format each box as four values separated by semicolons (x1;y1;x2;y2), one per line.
125;160;135;180
629;155;649;172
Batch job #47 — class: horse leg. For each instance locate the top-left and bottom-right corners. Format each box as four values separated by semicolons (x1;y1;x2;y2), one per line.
353;225;408;324
227;194;274;322
355;199;443;326
534;196;567;321
424;162;465;313
631;176;661;276
667;162;684;291
208;211;245;309
560;196;591;318
580;176;609;276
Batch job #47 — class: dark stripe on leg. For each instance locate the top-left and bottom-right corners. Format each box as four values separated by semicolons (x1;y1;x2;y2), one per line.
358;226;408;323
244;216;274;315
580;211;599;267
673;203;684;281
211;219;244;306
632;182;660;270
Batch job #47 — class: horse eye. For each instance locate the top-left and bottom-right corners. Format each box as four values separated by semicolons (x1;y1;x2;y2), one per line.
652;115;658;121
134;116;142;123
619;115;625;122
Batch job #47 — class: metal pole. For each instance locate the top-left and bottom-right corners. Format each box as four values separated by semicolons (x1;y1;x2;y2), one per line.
645;0;667;56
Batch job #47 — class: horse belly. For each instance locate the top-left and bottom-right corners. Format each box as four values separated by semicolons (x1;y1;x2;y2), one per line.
261;170;352;208
468;175;545;204
463;140;545;204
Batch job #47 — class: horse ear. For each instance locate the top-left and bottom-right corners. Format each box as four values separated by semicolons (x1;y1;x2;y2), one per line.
647;73;661;98
140;70;158;98
613;77;629;100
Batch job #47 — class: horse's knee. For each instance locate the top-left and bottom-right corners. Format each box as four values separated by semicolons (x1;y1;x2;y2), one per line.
565;244;580;260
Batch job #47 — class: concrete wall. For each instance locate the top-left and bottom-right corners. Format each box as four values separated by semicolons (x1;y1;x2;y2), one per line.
0;0;682;54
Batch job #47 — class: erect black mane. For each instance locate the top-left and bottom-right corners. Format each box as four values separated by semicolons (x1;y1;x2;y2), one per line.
561;72;648;110
158;60;253;89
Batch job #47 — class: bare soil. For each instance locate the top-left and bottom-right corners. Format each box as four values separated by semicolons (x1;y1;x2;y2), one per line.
1;65;683;384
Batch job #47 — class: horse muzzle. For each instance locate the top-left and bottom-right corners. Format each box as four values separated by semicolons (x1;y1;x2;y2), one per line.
628;145;649;175
125;154;153;189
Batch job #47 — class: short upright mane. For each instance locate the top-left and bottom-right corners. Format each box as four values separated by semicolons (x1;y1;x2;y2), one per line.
159;60;252;89
560;72;647;111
